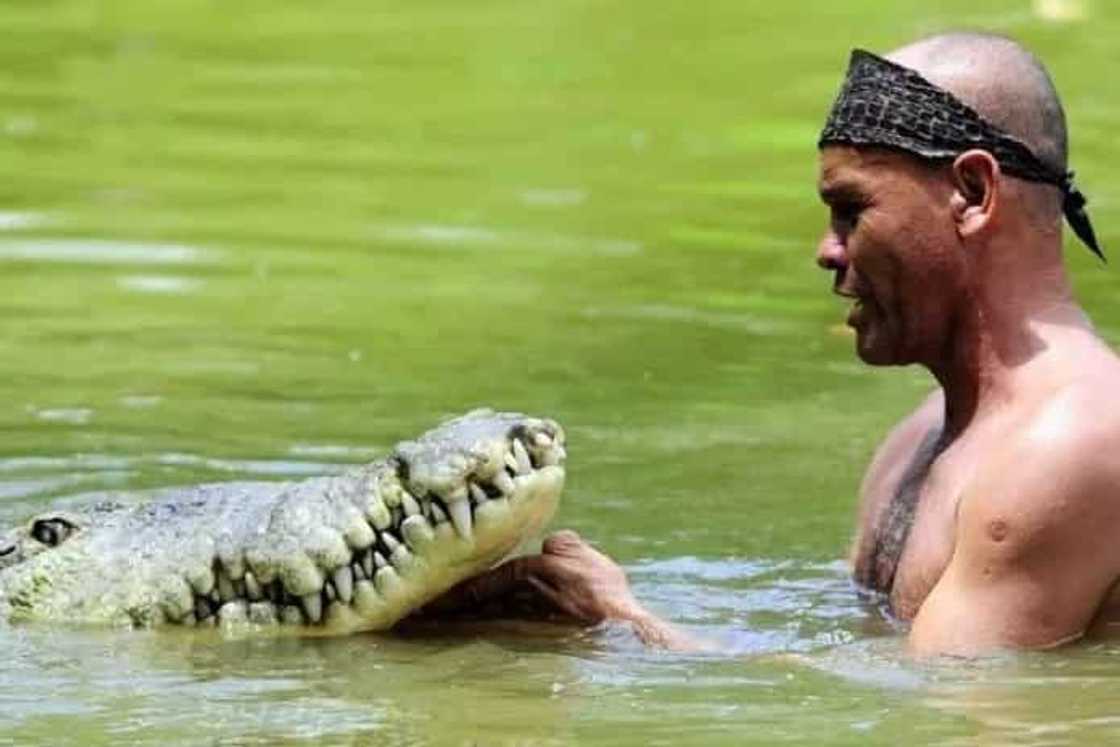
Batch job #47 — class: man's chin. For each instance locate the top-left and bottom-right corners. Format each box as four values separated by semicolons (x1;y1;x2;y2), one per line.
854;330;904;366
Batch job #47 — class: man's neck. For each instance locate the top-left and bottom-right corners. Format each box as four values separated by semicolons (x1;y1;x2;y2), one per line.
927;245;1086;439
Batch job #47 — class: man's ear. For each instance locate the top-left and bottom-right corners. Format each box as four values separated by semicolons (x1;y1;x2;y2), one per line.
949;150;1000;238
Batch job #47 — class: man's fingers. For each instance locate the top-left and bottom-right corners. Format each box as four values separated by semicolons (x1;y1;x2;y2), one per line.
422;555;548;613
526;575;587;621
542;529;584;555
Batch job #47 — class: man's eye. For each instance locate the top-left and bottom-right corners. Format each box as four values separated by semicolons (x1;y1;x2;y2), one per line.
830;204;864;232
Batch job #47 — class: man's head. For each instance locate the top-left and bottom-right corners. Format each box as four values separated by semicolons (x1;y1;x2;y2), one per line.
816;33;1081;367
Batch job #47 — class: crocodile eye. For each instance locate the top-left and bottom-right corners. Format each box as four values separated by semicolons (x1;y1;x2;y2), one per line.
30;517;78;547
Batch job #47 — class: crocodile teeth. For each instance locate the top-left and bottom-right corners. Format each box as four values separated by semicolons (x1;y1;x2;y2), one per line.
216;572;236;603
448;500;473;540
244;571;262;601
333;566;354;604
430;503;449;524
302;593;323;623
366;497;392;531
534;433;554;448
401;515;434;552
504;451;520;474
344;517;376;550
512;439;533;475
469;482;488;505
381;532;401;552
493;471;515;496
374;566;403;597
218;601;248;624
400;491;422;517
542;445;564;466
373;551;388;569
362;550;375;577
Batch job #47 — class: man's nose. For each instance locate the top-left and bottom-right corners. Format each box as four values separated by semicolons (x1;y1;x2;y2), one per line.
816;230;848;271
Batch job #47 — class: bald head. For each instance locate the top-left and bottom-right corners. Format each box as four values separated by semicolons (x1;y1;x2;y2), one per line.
887;33;1068;175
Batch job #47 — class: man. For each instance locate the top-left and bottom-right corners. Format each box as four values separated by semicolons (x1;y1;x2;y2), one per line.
435;33;1120;656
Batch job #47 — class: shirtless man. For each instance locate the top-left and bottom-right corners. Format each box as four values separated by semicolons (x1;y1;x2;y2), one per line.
436;33;1119;656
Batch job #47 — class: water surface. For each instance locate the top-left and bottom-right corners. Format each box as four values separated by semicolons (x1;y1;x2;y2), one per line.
0;0;1118;743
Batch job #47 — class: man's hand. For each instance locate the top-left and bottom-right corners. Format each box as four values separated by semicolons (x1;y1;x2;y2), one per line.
422;530;643;624
419;529;706;651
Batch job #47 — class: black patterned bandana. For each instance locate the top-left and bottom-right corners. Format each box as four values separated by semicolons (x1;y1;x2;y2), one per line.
819;49;1104;261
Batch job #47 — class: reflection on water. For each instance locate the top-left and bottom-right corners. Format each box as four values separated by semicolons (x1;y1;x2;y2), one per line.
0;239;216;266
0;0;1117;743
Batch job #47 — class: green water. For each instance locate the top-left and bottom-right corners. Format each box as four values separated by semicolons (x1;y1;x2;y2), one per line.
0;0;1118;743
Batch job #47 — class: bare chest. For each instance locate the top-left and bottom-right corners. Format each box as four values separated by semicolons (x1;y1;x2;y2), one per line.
853;430;977;620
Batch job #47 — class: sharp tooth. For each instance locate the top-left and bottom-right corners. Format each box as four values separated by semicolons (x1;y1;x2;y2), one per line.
282;555;325;597
333;566;354;604
512;439;533;474
216;572;236;603
400;491;421;517
302;593;323;623
352;579;381;616
344;517;376;550
373;551;388;569
366;497;392;530
469;482;488;504
352;559;366;581
362;550;375;577
381;532;401;552
542;445;565;466
505;451;519;473
382;483;402;508
493;471;515;496
430;503;449;524
448;500;473;540
244;571;262;601
390;544;416;575
401;515;435;552
374;566;403;598
218;601;248;624
324;582;337;602
534;433;554;448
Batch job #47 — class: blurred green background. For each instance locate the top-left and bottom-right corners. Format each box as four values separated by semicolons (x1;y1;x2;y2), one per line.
0;0;1117;744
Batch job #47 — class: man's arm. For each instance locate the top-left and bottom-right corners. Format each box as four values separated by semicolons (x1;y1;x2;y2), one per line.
908;427;1120;656
426;530;705;651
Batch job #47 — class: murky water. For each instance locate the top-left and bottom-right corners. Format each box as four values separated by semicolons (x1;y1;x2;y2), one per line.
0;0;1118;743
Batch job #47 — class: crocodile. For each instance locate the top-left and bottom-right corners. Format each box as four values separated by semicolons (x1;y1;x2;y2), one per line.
0;409;566;635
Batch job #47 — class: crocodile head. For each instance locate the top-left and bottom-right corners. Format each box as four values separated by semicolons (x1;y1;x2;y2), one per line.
0;409;567;634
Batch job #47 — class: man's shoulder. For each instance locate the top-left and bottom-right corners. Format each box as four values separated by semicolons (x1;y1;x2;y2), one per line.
1016;378;1120;477
961;379;1120;545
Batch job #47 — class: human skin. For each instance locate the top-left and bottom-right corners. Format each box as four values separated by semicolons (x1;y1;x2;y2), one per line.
432;45;1120;657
